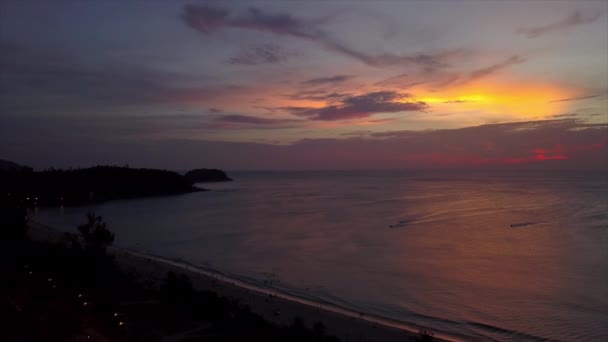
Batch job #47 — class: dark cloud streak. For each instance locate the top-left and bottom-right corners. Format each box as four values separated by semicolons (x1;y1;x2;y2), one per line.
284;90;352;102
216;114;299;125
181;4;463;69
301;75;353;85
229;44;291;65
549;94;600;103
466;55;526;82
517;10;602;38
284;91;427;121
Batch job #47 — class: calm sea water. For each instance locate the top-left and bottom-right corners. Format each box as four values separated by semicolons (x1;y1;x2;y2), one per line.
35;171;608;341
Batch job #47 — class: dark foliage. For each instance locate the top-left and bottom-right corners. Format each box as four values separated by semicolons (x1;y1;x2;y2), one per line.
0;159;31;173
1;213;341;341
78;213;115;254
415;328;435;342
185;168;233;182
1;212;122;341
0;195;28;241
313;321;327;339
157;272;341;341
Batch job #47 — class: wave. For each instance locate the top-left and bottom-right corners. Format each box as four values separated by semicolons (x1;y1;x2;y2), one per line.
466;322;563;342
388;205;552;228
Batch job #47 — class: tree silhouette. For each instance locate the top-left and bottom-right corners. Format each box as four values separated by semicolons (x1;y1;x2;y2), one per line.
0;197;27;242
77;213;114;254
415;329;435;342
312;321;326;340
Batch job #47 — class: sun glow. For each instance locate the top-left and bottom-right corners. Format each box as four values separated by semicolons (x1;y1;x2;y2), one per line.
417;94;491;104
410;80;577;119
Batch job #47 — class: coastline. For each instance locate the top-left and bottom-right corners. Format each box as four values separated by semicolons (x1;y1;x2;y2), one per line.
28;221;460;342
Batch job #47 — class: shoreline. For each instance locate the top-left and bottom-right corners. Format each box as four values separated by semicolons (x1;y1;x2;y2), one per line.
28;221;461;342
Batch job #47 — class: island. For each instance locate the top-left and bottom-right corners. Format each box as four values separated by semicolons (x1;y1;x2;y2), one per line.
184;168;233;183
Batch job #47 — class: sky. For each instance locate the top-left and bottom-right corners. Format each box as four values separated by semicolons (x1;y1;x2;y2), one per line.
1;0;607;170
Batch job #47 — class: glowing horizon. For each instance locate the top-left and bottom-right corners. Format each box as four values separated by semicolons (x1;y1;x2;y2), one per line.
0;1;606;169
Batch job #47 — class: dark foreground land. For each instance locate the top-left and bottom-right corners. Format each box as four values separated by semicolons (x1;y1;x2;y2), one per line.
0;199;440;342
0;206;344;341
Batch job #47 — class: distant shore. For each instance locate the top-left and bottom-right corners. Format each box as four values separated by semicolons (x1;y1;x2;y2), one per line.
1;164;236;207
28;221;458;342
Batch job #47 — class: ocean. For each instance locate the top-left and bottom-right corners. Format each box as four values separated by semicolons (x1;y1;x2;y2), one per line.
34;170;608;341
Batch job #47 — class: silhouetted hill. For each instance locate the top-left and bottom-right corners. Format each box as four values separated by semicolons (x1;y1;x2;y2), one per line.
1;165;202;206
0;159;30;173
185;168;232;182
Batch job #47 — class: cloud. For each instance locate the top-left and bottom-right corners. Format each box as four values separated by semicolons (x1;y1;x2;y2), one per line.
517;10;602;38
546;113;579;119
301;75;353;85
0;113;217;145
548;94;600;103
182;4;325;38
443;100;470;104
368;118;396;123
365;119;608;167
374;72;409;86
340;130;374;136
181;4;464;69
229;44;291;65
216;114;299;125
283;91;427;121
180;4;231;33
0;41;169;106
284;89;352;102
0;40;253;110
5;118;606;170
466;55;526;82
182;4;327;42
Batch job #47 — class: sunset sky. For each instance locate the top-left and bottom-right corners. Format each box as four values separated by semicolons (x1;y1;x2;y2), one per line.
1;0;607;170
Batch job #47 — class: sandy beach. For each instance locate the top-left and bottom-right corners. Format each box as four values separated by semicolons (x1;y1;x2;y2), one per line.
27;221;458;342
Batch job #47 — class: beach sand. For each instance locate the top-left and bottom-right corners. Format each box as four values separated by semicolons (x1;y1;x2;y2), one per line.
27;221;457;342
